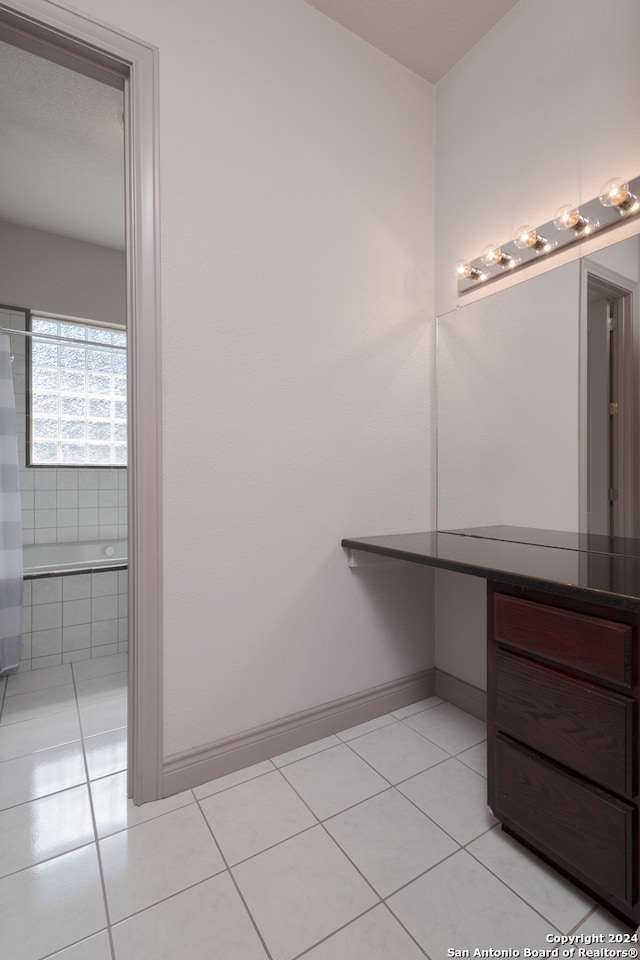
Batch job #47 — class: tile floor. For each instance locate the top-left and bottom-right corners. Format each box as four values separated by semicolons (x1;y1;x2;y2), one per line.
0;659;635;960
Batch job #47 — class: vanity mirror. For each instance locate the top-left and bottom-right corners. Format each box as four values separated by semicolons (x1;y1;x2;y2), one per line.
437;229;640;538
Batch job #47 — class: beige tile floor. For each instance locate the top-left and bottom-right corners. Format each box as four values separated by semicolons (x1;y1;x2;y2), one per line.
0;659;635;960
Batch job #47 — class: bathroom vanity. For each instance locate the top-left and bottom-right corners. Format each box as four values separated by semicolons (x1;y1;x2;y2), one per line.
342;526;640;927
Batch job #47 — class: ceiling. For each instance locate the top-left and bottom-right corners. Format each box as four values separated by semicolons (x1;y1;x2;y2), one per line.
300;0;519;83
0;39;125;250
0;0;519;251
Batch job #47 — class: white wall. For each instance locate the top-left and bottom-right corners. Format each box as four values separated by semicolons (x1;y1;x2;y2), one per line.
53;0;436;757
435;0;640;317
434;0;640;691
0;221;125;326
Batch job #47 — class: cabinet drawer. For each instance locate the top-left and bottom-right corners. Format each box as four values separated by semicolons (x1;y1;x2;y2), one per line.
495;649;634;797
492;734;634;905
493;593;633;687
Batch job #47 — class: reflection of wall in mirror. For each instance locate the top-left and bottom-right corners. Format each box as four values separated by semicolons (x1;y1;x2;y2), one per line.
437;234;640;534
437;260;580;531
587;235;640;282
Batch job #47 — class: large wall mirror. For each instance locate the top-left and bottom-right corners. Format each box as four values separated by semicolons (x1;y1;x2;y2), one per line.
437;229;640;539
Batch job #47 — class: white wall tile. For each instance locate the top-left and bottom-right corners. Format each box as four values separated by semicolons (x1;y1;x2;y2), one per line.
99;470;118;489
92;572;118;597
79;490;99;508
99;490;118;508
92;596;118;622
32;629;63;658
92;621;118;647
35;491;56;510
57;470;80;490
57;490;79;508
98;525;118;540
79;472;100;490
32;579;63;605
35;528;57;543
63;624;91;652
32;603;63;631
63;576;91;601
32;653;63;670
63;599;92;627
35;509;57;528
58;527;79;542
34;470;56;490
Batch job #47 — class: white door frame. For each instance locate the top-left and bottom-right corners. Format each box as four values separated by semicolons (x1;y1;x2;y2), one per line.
0;0;164;803
580;258;639;540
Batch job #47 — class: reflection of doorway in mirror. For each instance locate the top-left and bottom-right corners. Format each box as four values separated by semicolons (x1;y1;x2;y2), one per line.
585;264;639;538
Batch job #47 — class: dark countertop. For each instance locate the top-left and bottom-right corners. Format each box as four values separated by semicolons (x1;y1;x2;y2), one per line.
341;527;640;612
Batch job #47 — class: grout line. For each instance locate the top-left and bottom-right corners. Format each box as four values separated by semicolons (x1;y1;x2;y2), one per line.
463;839;587;935
102;874;229;942
189;745;458;958
198;765;322;865
71;659;118;960
40;931;111;960
194;794;276;960
566;904;605;934
276;743;392;813
192;760;278;801
0;837;98;884
2;692;632;954
288;900;434;960
378;900;433;960
288;903;388;960
271;737;344;770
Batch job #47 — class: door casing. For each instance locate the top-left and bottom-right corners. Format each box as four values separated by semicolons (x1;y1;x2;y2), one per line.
0;0;164;804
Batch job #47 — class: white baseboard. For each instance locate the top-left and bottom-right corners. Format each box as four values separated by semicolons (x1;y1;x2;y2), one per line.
434;668;486;721
163;668;434;797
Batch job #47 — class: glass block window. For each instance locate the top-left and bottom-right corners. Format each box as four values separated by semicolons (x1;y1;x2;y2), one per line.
28;315;127;467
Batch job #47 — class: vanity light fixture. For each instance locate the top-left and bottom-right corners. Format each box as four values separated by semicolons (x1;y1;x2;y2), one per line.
456;261;484;281
457;173;640;295
553;204;594;235
513;225;554;253
480;244;514;269
599;177;639;214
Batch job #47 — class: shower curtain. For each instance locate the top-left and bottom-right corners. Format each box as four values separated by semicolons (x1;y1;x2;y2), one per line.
0;334;23;674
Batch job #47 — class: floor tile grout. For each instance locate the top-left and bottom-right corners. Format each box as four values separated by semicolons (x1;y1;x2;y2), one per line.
462;840;571;936
195;795;277;960
0;668;633;958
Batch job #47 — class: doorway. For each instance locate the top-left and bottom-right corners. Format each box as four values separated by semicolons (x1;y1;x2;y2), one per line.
585;267;639;539
0;0;163;804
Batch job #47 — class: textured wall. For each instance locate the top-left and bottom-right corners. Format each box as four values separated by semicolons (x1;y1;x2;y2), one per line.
39;0;437;756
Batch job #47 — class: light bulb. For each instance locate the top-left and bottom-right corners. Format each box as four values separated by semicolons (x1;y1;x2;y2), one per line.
513;225;554;253
553;204;591;233
480;244;514;268
456;261;483;281
599;177;639;214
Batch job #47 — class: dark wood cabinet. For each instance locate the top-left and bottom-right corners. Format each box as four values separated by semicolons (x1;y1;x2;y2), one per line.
488;582;640;926
342;528;640;928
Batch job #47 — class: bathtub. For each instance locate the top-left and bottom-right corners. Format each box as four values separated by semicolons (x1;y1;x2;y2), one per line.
23;540;128;577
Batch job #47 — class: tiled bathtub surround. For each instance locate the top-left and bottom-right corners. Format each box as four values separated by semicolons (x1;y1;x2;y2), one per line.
1;308;129;672
0;307;128;547
0;676;632;960
21;467;128;546
21;568;128;671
